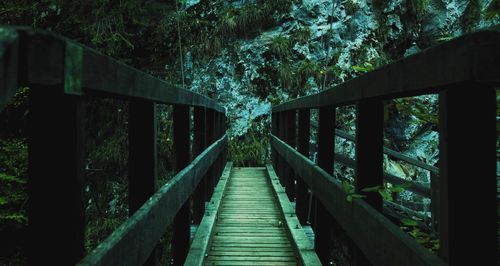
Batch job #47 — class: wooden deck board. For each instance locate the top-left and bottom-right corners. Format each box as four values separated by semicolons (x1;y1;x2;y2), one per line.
205;167;298;265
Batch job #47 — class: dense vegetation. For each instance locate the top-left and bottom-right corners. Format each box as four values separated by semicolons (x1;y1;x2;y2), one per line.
1;0;499;265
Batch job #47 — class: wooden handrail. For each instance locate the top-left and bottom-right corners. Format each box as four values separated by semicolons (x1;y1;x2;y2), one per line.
78;135;227;266
271;27;499;265
313;121;439;174
0;26;224;112
271;135;445;266
273;26;500;112
0;26;228;265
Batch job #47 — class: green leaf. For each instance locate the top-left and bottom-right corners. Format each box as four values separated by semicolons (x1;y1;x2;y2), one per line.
378;190;392;201
390;187;405;193
351;194;366;200
342;180;353;194
361;185;381;193
0;197;7;205
346;194;352;203
351;65;371;73
397;183;412;189
401;218;418;227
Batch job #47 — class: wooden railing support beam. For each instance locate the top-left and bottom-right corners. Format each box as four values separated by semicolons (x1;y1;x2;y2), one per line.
438;86;496;264
315;105;335;265
128;100;159;265
192;107;206;224
172;105;191;266
28;86;85;265
296;109;310;224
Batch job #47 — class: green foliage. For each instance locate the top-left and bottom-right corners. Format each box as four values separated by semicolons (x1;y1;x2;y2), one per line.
277;63;296;89
341;180;366;203
291;26;311;44
352;62;375;73
0;140;28;257
400;218;440;253
389;97;438;125
485;0;500;19
407;0;429;18
460;0;481;32
344;0;360;15
228;125;268;167
216;0;291;40
361;183;412;201
269;34;291;60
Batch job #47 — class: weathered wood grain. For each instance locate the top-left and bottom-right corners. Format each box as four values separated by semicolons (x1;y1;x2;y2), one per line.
271;135;445;266
265;165;322;266
184;162;233;266
204;167;300;266
77;135;227;266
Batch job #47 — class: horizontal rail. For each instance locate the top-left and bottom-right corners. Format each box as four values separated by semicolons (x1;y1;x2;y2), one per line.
334;152;431;197
265;165;322;266
78;134;227;266
184;162;233;266
271;134;444;266
328;126;439;174
273;26;500;112
0;26;224;113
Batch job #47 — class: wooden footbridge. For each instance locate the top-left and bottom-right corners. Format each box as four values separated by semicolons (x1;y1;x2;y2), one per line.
0;26;498;265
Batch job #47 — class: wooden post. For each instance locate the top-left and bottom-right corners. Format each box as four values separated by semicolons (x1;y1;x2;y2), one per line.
296;109;310;224
205;109;215;199
222;114;227;165
128;100;159;266
355;98;383;210
315;105;335;265
192;107;206;224
438;86;496;264
277;111;286;185
172;105;191;266
353;98;383;266
28;86;85;265
283;110;296;200
271;112;277;169
128;100;158;214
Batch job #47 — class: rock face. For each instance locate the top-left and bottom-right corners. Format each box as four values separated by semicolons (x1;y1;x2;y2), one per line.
178;0;498;212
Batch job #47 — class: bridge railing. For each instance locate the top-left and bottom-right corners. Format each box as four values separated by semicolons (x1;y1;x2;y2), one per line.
271;26;499;265
0;26;227;265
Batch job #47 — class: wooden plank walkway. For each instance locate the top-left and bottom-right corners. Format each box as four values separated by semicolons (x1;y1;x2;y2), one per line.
205;167;297;266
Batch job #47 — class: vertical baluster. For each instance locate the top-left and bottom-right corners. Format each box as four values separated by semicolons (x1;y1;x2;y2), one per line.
192;107;206;224
296;109;310;224
271;112;277;170
315;105;335;265
283;110;296;200
129;100;158;213
128;100;158;265
205;109;215;198
277;111;286;185
172;105;190;265
353;98;383;266
28;86;85;265
355;98;383;209
222;113;227;165
217;112;223;179
438;86;496;264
